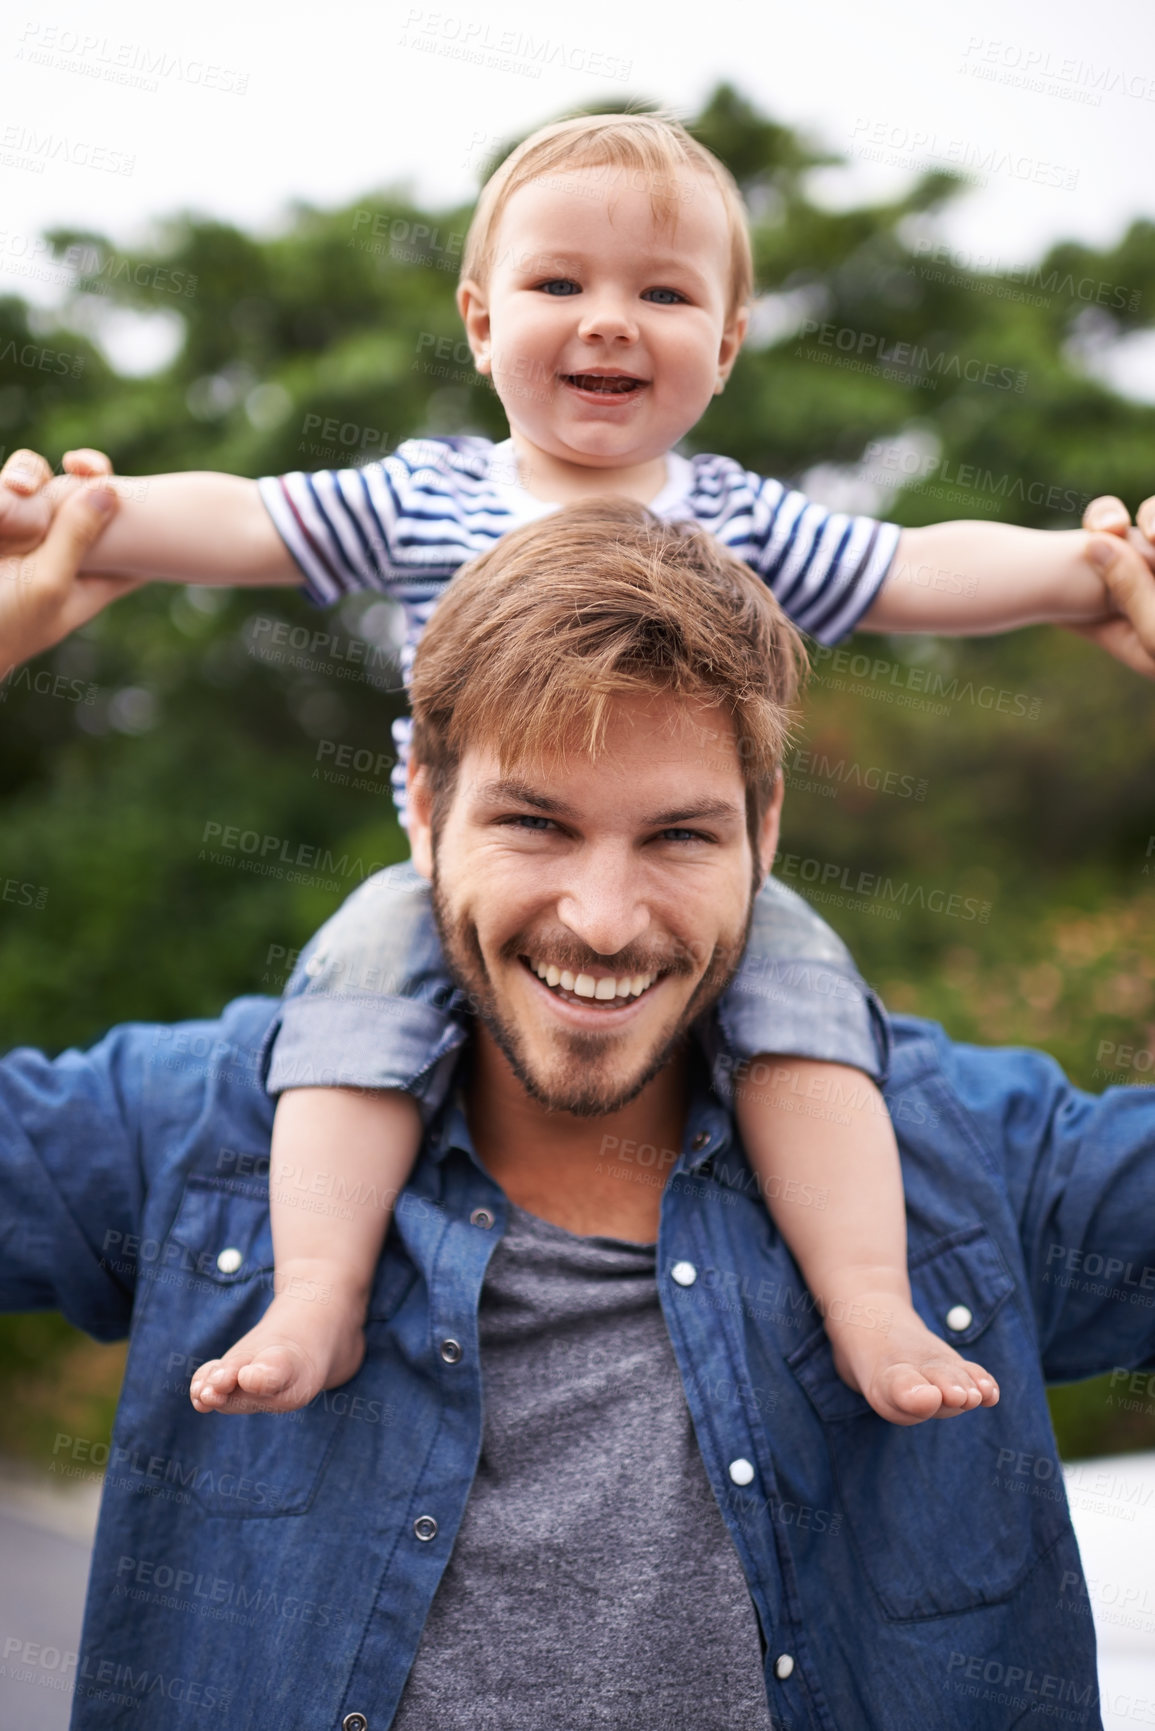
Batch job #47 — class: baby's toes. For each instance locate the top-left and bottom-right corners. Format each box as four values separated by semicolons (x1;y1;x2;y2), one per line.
236;1345;300;1399
189;1358;236;1410
873;1362;944;1424
923;1358;984;1414
963;1359;1000;1407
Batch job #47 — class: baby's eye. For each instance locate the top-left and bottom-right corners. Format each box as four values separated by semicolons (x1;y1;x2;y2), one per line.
643;287;686;305
535;279;580;296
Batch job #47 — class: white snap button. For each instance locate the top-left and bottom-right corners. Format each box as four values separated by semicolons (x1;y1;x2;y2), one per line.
945;1304;973;1332
671;1261;697;1287
774;1653;795;1680
216;1247;243;1275
305;953;326;977
729;1458;755;1486
470;1207;495;1230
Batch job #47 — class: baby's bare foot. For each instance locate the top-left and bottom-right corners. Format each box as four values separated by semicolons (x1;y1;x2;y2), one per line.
825;1293;999;1426
189;1271;367;1415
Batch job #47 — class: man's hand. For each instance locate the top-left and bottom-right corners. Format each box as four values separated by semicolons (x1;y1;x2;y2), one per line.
0;481;142;673
0;445;113;554
1071;494;1155;677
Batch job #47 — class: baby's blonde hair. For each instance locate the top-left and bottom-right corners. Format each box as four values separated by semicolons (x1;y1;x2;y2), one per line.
461;112;754;320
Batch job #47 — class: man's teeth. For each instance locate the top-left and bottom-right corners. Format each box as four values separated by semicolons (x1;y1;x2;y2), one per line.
532;960;656;999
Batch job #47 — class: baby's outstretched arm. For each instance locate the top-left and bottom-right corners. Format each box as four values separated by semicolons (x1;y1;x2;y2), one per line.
861;515;1155;677
189;1087;422;1414
734;1057;999;1424
0;446;298;584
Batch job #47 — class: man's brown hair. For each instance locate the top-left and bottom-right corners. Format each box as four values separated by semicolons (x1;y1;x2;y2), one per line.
409;498;807;842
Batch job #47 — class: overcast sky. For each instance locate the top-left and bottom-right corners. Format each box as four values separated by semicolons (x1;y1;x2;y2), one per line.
2;0;1153;375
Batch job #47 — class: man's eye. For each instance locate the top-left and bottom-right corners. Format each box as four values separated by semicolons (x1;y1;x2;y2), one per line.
659;828;708;844
507;814;555;831
535;279;580;296
643;287;686;305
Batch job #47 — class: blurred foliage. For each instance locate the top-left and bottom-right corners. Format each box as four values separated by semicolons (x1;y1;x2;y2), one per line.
1;83;1153;1469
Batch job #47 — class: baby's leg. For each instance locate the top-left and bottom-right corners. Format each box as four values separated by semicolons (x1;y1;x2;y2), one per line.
735;1060;998;1425
190;862;465;1415
190;1089;420;1414
715;876;996;1425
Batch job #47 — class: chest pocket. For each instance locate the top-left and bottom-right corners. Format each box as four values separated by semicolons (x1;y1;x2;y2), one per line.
786;1225;1070;1619
127;1176;409;1520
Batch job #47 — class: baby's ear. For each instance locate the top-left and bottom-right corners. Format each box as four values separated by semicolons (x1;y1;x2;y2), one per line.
456;279;492;376
716;303;749;387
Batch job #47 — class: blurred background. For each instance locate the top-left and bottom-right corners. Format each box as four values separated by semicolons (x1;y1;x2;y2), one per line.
0;0;1153;1697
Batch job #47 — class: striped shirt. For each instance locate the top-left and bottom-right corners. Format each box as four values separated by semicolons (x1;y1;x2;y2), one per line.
259;435;900;821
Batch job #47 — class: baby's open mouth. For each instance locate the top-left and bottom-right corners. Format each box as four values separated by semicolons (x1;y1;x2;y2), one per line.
561;372;646;395
521;955;659;1005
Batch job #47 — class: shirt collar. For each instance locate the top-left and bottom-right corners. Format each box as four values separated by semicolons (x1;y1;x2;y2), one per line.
424;1058;735;1181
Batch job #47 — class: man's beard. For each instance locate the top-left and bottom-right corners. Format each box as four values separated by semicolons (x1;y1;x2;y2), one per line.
430;868;754;1117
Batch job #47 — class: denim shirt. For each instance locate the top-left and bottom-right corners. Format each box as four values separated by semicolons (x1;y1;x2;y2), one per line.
2;996;1154;1731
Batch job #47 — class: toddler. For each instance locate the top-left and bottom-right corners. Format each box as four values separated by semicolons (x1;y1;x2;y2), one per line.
5;111;1133;1425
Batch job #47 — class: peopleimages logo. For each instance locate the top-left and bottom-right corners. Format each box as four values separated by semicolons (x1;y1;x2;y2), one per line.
777;852;992;924
785;747;927;802
796;318;1028;392
810;642;1042;720
198;821;388;892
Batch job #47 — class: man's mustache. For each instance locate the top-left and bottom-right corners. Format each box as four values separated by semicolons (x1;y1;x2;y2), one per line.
498;927;727;979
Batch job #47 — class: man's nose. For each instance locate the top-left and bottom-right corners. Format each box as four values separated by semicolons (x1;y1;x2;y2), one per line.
555;857;651;957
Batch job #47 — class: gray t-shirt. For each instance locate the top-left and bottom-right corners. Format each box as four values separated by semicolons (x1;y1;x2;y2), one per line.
392;1201;773;1729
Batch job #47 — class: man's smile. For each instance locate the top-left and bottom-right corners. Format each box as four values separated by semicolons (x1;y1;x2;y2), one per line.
517;954;666;1018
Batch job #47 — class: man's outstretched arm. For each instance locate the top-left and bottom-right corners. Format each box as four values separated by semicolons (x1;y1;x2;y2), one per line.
0;1027;145;1338
0;999;279;1340
918;1024;1155;1382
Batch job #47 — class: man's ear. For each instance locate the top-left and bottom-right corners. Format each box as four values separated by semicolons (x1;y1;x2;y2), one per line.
456;279;492;376
755;771;785;885
407;762;435;881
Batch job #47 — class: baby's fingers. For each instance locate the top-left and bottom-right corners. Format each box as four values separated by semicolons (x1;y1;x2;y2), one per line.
1082;494;1130;535
1;447;54;495
63;448;115;478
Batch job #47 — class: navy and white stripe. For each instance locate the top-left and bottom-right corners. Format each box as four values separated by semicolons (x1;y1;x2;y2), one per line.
259;435;900;821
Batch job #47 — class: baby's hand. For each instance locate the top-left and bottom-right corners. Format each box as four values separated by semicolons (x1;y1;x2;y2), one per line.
1074;493;1155;678
0;446;113;554
1083;493;1155;572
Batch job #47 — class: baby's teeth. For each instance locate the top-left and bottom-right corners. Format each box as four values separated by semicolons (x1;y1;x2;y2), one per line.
560;970;575;992
545;964;561;988
593;978;617;1001
573;974;597;998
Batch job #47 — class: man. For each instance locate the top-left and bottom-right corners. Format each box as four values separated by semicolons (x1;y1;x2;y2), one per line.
2;487;1155;1731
